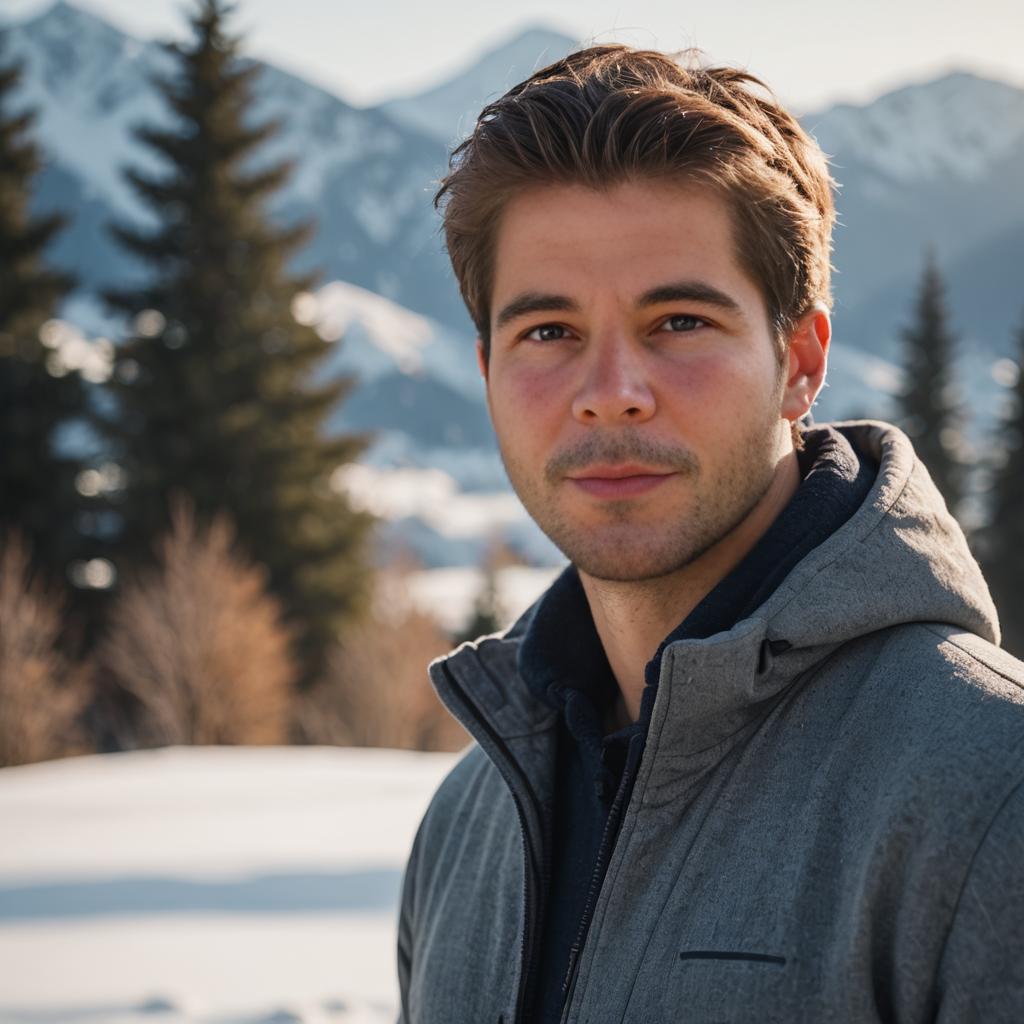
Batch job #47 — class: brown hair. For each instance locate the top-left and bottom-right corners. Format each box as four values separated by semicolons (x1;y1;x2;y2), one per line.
435;45;836;362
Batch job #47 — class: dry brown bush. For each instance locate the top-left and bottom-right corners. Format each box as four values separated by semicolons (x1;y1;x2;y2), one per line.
0;533;92;767
297;567;467;752
99;502;297;747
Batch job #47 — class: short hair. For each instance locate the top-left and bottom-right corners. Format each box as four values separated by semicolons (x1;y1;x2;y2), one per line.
434;45;837;361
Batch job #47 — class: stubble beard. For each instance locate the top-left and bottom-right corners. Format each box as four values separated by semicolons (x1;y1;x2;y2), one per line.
499;416;784;583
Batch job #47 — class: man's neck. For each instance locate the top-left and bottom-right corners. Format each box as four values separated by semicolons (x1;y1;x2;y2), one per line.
579;448;801;724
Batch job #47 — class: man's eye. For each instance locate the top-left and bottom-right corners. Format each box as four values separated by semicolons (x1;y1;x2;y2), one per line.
661;314;705;333
525;324;568;342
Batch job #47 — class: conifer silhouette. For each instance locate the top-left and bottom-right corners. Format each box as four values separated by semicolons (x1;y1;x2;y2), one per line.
102;0;371;684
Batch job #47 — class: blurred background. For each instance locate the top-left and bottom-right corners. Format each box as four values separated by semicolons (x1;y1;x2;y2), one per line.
0;0;1022;1020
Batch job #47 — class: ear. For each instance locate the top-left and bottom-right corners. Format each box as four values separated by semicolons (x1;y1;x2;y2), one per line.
476;338;489;383
781;303;830;423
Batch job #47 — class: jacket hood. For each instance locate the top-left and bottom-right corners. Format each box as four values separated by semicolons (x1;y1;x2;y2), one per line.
758;420;997;653
431;421;999;749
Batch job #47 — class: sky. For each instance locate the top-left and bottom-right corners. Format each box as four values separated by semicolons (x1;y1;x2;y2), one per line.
3;0;1024;114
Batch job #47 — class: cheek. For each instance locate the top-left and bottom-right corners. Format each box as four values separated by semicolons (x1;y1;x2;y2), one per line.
658;350;771;412
490;365;565;441
657;351;782;455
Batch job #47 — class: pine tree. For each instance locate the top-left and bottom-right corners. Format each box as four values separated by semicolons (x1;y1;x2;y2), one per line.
0;35;86;584
457;564;504;644
984;316;1024;658
896;252;965;514
456;540;517;644
101;0;371;684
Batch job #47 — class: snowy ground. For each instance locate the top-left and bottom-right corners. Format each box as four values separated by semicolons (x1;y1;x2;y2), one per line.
0;746;459;1024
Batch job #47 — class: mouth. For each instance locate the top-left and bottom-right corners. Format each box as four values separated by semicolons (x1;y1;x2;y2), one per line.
567;465;677;499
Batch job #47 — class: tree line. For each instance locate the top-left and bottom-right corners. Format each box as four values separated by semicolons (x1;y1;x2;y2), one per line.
1;0;474;763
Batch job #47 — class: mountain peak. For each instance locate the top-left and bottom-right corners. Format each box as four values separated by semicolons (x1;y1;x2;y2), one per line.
873;67;1022;108
482;24;579;59
806;69;1024;184
24;1;129;35
17;0;138;66
378;22;578;143
463;22;579;83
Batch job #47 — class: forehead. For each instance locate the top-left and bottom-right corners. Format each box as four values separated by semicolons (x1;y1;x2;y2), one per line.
490;179;762;315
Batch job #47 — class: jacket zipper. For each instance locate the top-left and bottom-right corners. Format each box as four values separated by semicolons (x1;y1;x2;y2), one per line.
439;662;550;1024
559;732;645;1024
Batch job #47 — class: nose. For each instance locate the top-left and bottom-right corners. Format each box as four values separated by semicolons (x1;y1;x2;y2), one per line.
571;333;656;425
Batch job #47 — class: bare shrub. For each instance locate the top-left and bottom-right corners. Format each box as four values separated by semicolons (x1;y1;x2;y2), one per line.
0;533;91;767
297;567;467;752
99;502;296;747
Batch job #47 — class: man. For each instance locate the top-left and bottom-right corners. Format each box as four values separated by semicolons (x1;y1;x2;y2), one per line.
397;46;1024;1024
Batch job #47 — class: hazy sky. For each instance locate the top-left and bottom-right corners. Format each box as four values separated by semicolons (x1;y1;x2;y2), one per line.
4;0;1023;113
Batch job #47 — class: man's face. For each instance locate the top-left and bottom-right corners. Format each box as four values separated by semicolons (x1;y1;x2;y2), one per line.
484;179;797;583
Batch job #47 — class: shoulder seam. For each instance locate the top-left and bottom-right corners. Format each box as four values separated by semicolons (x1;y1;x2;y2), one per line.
922;624;1024;692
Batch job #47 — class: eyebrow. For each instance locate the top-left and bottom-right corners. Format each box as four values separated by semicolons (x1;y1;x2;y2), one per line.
637;281;746;319
494;292;580;330
493;279;746;331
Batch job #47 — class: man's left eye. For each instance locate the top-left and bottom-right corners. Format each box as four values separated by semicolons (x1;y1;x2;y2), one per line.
661;315;705;332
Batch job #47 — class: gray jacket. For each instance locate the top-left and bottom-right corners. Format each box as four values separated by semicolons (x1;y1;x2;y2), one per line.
397;422;1024;1023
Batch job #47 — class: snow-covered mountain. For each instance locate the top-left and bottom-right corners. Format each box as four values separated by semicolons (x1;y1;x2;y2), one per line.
6;1;464;327
800;71;1024;353
298;281;500;481
304;281;480;402
4;1;172;221
806;71;1024;186
9;2;1024;359
380;25;578;144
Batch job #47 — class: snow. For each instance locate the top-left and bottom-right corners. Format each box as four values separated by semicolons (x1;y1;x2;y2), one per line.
353;194;402;247
0;746;458;1024
333;461;563;572
308;281;481;402
249;66;366;203
6;4;427;231
356;432;507;491
334;464;460;519
806;72;1024;185
9;3;173;220
335;463;527;540
404;564;562;633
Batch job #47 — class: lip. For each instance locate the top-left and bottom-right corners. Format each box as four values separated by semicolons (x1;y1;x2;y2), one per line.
568;465;676;499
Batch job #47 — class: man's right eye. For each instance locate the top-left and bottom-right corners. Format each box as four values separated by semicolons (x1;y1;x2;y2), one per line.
525;324;568;342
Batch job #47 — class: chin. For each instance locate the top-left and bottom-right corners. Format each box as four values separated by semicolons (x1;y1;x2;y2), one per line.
542;480;771;582
554;529;721;583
